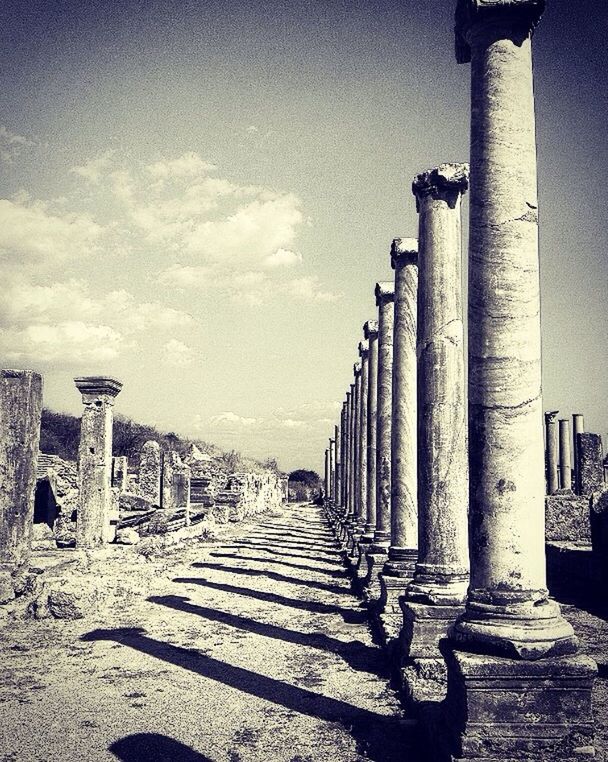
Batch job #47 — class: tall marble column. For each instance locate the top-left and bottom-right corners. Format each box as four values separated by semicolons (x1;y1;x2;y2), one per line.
401;165;469;672
559;418;572;491
377;238;419;641
334;423;341;510
572;413;584;494
362;320;379;543
324;448;330;500
364;281;394;600
544;411;559;495
347;363;362;555
353;340;370;573
0;370;42;603
445;2;594;758
329;438;335;501
74;376;123;548
347;384;356;529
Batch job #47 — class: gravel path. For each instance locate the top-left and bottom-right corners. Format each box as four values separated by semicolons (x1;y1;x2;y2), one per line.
0;504;419;762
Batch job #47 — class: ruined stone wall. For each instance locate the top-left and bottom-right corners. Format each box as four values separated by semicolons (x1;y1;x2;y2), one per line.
213;470;284;523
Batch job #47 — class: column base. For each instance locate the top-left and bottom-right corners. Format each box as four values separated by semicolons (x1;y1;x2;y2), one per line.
401;600;465;659
375;570;414;646
440;646;597;761
361;549;388;601
452;593;579;660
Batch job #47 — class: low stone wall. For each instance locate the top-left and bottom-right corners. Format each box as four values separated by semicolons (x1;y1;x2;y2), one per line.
213;471;284;522
545;491;591;543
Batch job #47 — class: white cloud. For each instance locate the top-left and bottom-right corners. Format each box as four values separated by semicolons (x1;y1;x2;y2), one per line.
210;411;262;427
263;248;303;268
0;321;123;366
162;338;195;367
0;125;35;163
0;198;102;269
282;276;342;303
146;152;217;181
70;151;115;184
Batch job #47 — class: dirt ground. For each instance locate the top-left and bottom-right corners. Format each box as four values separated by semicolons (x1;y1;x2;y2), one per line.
1;503;607;762
0;504;419;762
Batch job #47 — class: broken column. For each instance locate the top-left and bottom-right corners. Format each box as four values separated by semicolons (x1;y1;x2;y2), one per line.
74;376;122;548
364;281;394;600
377;238;419;642
445;2;595;758
0;369;42;601
545;410;559;495
572;413;584;494
139;440;162;505
162;451;191;518
111;456;128;492
400;165;470;682
559;418;572;491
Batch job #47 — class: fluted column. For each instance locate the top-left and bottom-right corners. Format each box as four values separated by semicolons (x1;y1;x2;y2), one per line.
545;411;559;495
444;3;593;758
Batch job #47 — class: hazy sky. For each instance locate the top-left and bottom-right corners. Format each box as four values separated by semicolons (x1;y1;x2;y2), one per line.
0;0;606;473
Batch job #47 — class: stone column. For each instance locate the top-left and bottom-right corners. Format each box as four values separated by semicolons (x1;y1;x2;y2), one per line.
559;418;572;491
324;448;330;500
341;390;352;540
348;385;356;521
347;363;361;555
334;423;341;511
545;411;559;495
111;456;128;492
401;166;470;672
572;413;584;494
363;320;379;542
0;370;42;602
353;340;370;573
377;238;419;641
74;376;123;548
445;3;593;759
140;440;162;505
364;281;394;600
328;438;335;501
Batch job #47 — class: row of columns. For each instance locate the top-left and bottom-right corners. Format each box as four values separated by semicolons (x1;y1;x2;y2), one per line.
545;410;588;494
323;0;596;757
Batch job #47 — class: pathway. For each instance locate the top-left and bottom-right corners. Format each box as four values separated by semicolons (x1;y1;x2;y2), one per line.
0;503;420;761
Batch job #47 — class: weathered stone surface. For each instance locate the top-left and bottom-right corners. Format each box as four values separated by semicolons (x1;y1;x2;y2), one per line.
545;493;591;543
559;418;573;491
119;492;156;512
74;376;122;548
441;647;596;761
388;239;418;575
115;527;140;545
577;432;605;496
363;319;378;539
111;456;128;492
401;657;447;704
545;410;559;495
0;369;43;574
47;589;87;619
161;451;191;515
139;440;161;505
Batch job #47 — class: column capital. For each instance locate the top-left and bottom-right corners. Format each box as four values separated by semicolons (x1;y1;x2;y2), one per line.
391;238;418;269
375;281;395;306
455;0;545;63
74;376;123;400
358;340;369;359
412;163;470;212
544;410;559;424
353;362;362;377
363;320;378;339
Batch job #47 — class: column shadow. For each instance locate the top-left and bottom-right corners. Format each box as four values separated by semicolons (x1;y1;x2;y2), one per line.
148;594;388;676
225;539;341;558
83;628;418;762
191;561;348;595
217;541;339;563
110;733;211;761
172;576;367;624
208;552;349;579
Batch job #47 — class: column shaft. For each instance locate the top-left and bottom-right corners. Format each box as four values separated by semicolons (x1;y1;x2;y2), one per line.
559;419;572;491
572;413;584;494
334;424;341;508
329;438;335;500
364;321;379;536
357;343;369;532
352;365;361;526
544;412;559;495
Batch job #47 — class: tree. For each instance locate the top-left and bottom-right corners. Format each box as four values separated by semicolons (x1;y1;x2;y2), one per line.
289;469;320;487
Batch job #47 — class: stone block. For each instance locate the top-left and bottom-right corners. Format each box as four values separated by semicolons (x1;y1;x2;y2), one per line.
441;647;596;761
376;573;410;644
545;492;591;543
401;656;448;704
401;600;464;659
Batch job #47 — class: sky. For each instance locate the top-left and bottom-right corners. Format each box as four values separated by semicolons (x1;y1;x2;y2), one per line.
0;0;606;474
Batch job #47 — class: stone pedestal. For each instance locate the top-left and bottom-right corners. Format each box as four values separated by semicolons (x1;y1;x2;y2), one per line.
0;369;42;601
441;647;596;761
140;440;161;505
75;376;122;548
